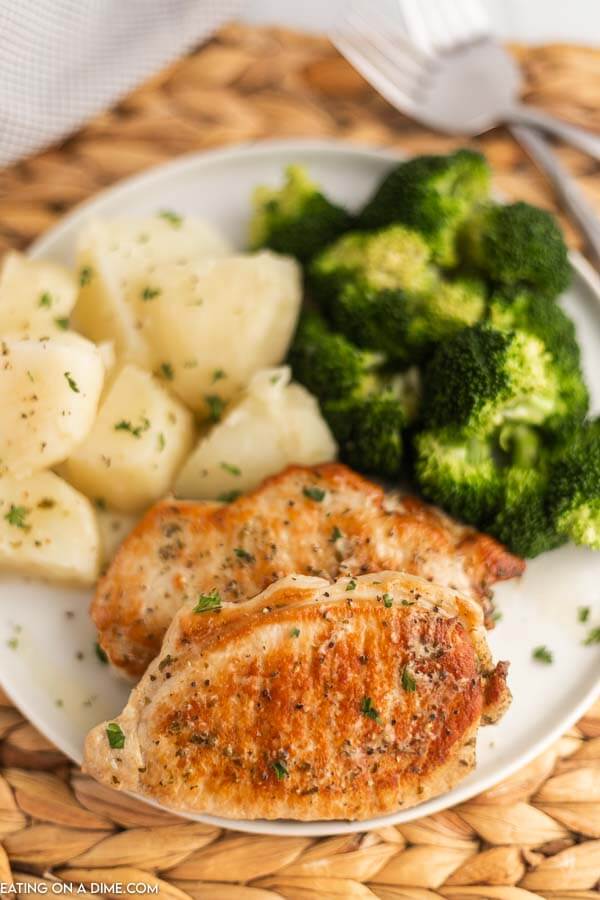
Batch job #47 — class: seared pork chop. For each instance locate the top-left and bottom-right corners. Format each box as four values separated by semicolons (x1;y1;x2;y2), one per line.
93;463;523;677
84;571;510;821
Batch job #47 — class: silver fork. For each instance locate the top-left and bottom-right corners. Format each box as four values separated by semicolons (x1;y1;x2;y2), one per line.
332;0;600;267
333;0;600;158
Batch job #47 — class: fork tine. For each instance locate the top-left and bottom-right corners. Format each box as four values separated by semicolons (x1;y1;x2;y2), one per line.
396;0;437;55
402;0;460;53
453;0;492;38
345;7;427;77
345;0;430;66
331;28;419;115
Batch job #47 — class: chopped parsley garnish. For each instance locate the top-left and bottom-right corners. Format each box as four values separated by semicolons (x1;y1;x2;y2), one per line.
234;547;254;562
303;486;326;502
382;593;393;608
141;286;161;301
330;526;343;542
114;417;151;438
221;461;241;476
346;578;357;591
106;722;125;749
193;589;222;614
95;643;108;664
79;266;93;286
157;432;166;452
290;627;300;638
39;292;53;308
583;627;600;646
54;317;69;330
578;606;590;624
401;598;415;607
491;609;503;623
158;210;183;228
6;637;18;651
401;667;417;692
217;490;241;503
205;394;225;423
159;362;174;381
212;368;226;383
64;371;80;393
360;696;381;723
272;760;288;780
532;645;553;664
4;505;29;530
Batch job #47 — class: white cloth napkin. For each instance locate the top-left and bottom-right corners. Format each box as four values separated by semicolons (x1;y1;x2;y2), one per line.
0;0;245;168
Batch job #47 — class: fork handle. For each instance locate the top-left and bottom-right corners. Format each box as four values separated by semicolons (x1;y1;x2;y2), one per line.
510;124;600;270
509;104;600;161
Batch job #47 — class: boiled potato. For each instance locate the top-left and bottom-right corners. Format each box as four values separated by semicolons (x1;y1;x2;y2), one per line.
72;216;232;365
0;332;104;479
63;363;194;512
174;367;336;500
0;471;100;584
0;251;77;335
135;252;302;414
96;506;138;570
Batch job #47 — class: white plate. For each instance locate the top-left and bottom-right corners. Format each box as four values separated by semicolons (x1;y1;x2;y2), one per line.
1;140;599;837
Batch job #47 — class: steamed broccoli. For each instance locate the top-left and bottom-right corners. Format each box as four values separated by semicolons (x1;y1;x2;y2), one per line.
357;149;491;266
288;313;418;477
309;224;435;309
310;227;485;364
488;289;589;432
422;324;560;435
402;275;487;358
249;165;351;262
325;388;407;478
288;312;383;403
462;201;571;297
489;467;566;559
548;420;600;549
414;427;503;525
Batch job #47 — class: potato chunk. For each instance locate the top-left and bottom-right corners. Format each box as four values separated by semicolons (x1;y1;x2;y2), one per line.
72;217;232;365
63;364;194;512
0;472;100;584
174;367;336;500
135;252;302;413
0;333;104;479
0;251;77;334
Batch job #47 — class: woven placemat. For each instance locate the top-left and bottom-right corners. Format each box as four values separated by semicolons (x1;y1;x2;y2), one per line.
0;23;599;898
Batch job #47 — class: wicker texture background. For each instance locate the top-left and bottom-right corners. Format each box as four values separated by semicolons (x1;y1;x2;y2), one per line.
0;23;599;898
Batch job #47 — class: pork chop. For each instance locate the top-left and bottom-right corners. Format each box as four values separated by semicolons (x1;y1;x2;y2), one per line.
93;463;524;678
84;571;510;821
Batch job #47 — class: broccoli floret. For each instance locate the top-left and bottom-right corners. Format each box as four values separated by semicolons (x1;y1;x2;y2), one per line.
462;201;571;297
309;225;435;311
413;427;504;525
288;312;383;403
488;289;589;432
548;420;600;549
404;275;487;356
489;467;566;558
289;313;418;477
357;149;491;266
310;226;485;365
249;165;351;262
422;324;560;434
325;377;412;478
329;274;487;366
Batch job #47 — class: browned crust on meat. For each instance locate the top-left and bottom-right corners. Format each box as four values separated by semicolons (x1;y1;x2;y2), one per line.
93;463;524;677
85;572;509;821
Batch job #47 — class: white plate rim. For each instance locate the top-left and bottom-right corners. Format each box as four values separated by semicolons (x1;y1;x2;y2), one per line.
0;136;595;837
